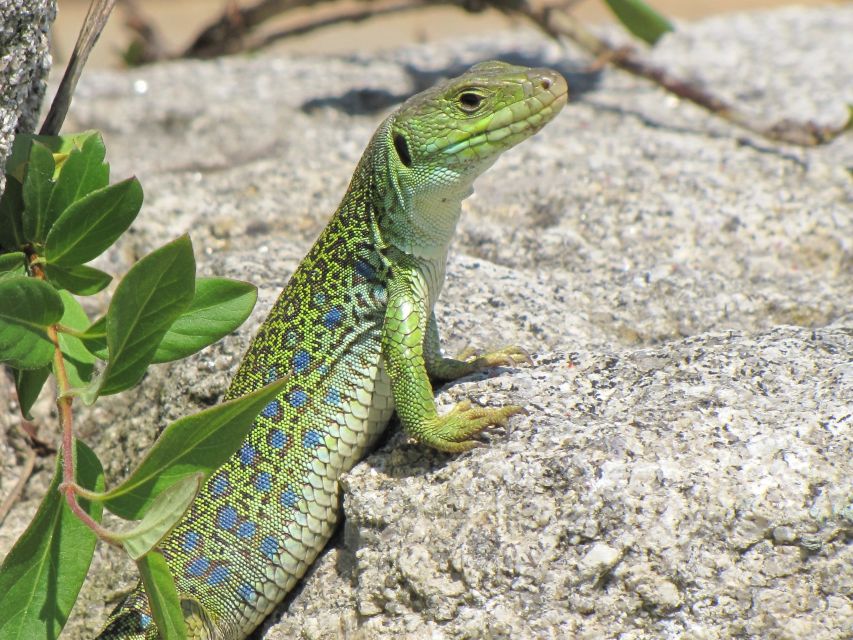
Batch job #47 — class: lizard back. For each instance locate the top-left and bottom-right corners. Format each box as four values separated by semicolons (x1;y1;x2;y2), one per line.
99;135;396;639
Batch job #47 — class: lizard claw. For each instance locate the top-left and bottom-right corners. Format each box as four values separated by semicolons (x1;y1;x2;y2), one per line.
415;401;527;453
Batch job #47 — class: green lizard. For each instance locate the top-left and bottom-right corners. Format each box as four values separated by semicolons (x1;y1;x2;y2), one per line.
96;60;567;639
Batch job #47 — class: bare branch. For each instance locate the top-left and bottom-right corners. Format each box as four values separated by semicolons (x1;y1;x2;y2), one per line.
40;0;118;135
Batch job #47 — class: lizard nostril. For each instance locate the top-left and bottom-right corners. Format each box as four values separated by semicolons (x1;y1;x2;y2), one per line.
541;77;552;90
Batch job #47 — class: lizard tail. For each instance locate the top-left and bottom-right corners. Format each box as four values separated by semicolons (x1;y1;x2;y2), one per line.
95;585;218;639
93;588;157;639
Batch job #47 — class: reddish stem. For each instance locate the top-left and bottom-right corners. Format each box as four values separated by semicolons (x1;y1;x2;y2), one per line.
32;259;117;544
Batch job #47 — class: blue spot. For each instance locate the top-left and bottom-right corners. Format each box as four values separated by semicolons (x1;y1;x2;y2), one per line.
293;350;310;373
217;505;238;530
211;473;229;497
186;557;210;577
302;430;323;448
183;531;201;552
260;536;279;558
289;389;308;408
280;489;298;508
207;565;229;586
237;521;257;539
139;613;153;629
255;471;272;492
324;388;340;406
355;259;376;279
261;400;281;419
266;366;278;383
269;429;287;449
323;308;342;328
238;584;255;602
240;444;256;466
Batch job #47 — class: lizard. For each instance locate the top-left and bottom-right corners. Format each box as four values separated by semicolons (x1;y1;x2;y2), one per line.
95;59;567;639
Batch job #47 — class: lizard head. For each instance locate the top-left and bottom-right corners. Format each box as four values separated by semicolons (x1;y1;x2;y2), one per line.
387;60;568;189
370;60;567;257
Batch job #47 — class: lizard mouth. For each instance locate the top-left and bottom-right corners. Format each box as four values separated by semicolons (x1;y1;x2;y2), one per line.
442;71;568;157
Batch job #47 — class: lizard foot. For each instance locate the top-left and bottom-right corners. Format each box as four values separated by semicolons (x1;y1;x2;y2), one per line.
456;344;533;371
430;345;532;382
416;400;527;453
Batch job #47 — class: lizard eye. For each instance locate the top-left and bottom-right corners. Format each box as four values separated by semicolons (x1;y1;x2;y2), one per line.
457;92;483;112
393;133;412;167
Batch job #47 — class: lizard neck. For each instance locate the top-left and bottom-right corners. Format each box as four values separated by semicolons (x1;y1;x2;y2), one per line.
368;119;482;261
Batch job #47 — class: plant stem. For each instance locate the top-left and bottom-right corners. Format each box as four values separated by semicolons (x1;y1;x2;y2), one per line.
30;258;118;544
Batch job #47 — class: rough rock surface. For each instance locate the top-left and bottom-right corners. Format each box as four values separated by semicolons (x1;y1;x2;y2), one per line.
0;0;55;192
1;6;851;640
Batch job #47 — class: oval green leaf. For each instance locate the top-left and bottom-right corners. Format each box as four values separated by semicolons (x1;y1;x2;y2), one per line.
6;132;101;181
95;235;196;397
0;439;104;640
44;176;143;267
44;263;112;295
100;376;289;519
115;474;204;560
78;315;108;361
56;291;97;390
45;132;110;231
604;0;674;45
136;551;188;640
0;178;25;250
22;141;56;244
153;277;257;363
0;276;64;369
14;366;51;420
0;252;26;279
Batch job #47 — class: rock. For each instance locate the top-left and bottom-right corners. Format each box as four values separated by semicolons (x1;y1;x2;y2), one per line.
1;5;851;640
0;0;55;192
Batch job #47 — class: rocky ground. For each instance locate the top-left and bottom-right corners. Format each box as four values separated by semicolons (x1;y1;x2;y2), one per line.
1;5;851;639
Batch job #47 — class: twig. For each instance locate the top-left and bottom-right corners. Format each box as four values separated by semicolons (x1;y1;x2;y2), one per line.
28;261;116;544
184;0;342;59
516;2;848;146
40;0;118;135
0;448;37;527
250;0;436;50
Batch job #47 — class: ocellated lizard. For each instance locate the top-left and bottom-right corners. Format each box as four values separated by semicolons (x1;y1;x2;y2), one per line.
96;60;567;639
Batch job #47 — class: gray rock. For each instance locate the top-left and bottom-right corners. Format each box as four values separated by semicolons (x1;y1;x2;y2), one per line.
0;0;55;191
1;5;851;640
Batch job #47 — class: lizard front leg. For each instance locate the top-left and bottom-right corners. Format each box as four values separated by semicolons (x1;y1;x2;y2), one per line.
382;267;525;453
424;312;532;382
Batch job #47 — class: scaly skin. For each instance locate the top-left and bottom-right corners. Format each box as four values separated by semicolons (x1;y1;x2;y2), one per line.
96;60;567;639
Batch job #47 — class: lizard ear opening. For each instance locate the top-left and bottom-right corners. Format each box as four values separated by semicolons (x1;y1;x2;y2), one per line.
393;133;412;167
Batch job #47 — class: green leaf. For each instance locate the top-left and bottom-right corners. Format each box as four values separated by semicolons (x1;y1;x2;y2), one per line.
135;551;187;640
0;252;26;278
78;315;108;361
115;474;203;560
153;277;257;363
0;276;64;369
0;178;26;250
44;132;110;231
44;263;112;295
14;366;51;420
0;439;104;640
604;0;674;45
22;141;56;244
6;132;97;181
44;177;143;267
56;291;97;390
95;235;195;397
100;376;289;519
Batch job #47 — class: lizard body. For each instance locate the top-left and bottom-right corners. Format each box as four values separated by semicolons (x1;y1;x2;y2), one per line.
96;60;567;639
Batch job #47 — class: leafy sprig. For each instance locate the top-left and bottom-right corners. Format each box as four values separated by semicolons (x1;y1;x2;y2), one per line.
0;132;286;639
